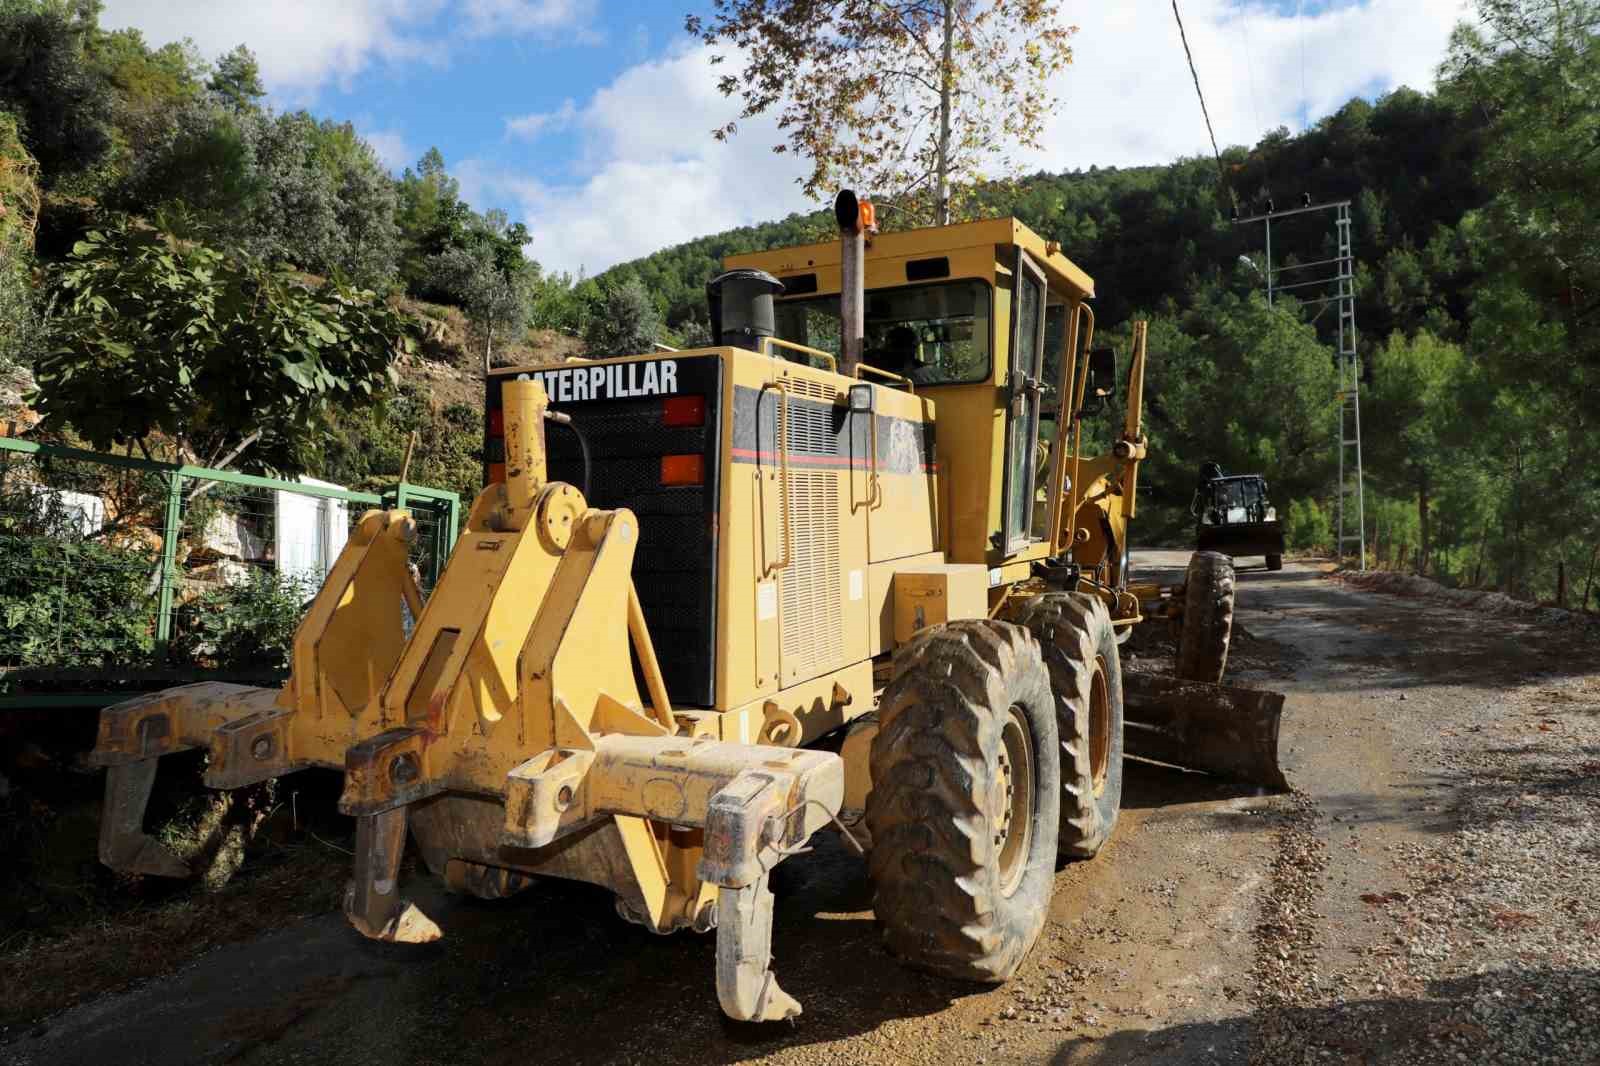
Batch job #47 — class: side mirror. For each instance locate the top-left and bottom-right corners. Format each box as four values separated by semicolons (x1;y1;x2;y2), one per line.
1088;346;1117;399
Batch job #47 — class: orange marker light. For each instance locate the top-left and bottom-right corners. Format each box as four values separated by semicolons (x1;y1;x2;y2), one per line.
660;454;704;486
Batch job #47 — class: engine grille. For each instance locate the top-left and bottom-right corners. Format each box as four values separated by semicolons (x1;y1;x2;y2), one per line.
486;357;722;707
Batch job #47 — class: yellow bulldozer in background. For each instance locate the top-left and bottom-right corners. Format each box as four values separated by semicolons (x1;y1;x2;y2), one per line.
88;192;1283;1022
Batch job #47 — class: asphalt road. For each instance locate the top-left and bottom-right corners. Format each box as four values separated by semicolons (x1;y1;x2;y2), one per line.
10;554;1591;1066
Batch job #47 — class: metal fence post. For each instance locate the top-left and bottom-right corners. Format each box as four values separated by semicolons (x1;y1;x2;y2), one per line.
153;469;184;660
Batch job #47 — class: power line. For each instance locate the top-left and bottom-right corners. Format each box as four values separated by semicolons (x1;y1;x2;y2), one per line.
1171;0;1230;199
1237;2;1262;140
1297;0;1309;131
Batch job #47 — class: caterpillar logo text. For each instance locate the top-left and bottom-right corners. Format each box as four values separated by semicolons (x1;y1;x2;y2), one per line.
518;359;679;403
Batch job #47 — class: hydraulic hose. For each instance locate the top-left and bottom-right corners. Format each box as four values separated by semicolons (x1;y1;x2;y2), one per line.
543;410;592;498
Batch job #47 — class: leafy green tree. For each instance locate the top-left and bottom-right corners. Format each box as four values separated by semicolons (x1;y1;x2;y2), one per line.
207;44;264;112
32;217;412;474
1365;330;1467;573
0;0;111;183
583;275;661;358
121;106;400;285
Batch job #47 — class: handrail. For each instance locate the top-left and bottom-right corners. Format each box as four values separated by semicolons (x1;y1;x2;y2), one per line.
766;380;794;575
759;336;838;373
853;363;915;393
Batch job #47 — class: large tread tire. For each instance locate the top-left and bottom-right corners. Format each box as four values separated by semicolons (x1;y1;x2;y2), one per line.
1008;593;1125;859
1177;551;1235;684
866;619;1061;983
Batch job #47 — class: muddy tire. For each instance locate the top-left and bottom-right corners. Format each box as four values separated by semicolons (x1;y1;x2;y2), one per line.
866;620;1061;982
1266;554;1283;572
1177;551;1235;684
1008;593;1124;859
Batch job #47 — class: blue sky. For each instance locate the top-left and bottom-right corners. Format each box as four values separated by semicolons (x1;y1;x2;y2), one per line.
97;1;1471;276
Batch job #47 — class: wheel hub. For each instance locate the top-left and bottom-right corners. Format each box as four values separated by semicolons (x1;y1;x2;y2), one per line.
1089;655;1111;796
996;705;1035;898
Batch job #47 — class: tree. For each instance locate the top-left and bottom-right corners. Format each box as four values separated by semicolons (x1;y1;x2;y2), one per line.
120;106;401;286
583;276;661;358
0;0;111;183
32;217;412;474
687;0;1075;224
1365;330;1468;573
208;44;264;112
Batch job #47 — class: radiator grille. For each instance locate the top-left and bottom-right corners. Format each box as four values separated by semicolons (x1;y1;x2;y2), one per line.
779;470;843;683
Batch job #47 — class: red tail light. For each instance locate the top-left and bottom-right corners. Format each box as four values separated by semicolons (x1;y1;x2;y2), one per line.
662;395;705;427
488;462;507;484
660;454;704;486
488;408;504;436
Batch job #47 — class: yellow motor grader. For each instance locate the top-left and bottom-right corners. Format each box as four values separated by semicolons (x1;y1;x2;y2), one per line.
89;192;1283;1021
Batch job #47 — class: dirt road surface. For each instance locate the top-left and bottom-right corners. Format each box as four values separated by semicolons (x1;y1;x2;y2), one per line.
6;554;1598;1065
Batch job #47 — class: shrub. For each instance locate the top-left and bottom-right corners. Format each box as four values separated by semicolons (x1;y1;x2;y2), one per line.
1285;497;1332;554
171;567;318;672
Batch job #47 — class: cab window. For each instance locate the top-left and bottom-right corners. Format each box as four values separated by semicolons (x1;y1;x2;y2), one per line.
772;280;992;386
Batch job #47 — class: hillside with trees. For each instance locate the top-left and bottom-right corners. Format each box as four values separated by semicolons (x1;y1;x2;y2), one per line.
1;0;1595;607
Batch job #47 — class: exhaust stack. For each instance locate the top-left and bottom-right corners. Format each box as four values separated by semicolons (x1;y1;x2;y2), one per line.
834;190;875;377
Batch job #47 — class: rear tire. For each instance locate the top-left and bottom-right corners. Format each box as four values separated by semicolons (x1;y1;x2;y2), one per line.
1177;551;1235;684
1266;554;1283;572
1007;593;1124;858
867;620;1061;982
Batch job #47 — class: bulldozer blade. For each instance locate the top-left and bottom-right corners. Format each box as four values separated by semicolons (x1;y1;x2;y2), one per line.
1122;673;1289;790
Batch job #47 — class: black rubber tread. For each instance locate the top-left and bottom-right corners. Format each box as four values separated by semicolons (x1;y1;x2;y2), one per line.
1007;593;1125;859
866;619;1061;983
1177;551;1236;684
1266;554;1284;571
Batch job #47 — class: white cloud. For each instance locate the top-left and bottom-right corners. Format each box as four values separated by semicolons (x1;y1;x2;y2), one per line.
471;1;1468;277
97;0;592;99
466;45;816;277
459;0;592;38
362;127;415;172
1029;0;1467;173
505;99;580;140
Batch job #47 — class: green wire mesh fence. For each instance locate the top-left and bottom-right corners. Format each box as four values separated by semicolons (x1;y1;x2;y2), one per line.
0;436;460;708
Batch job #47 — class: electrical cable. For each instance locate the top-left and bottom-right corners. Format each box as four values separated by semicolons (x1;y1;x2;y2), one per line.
1298;0;1309;131
1171;0;1234;207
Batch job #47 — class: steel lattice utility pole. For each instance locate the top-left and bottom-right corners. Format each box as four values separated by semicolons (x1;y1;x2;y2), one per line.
1233;198;1366;569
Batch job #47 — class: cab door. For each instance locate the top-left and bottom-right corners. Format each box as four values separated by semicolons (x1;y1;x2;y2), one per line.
999;249;1048;554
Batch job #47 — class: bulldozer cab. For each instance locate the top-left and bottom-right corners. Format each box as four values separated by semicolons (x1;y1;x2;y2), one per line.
725;217;1135;582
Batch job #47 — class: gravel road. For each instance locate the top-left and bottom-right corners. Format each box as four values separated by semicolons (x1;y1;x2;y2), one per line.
6;555;1597;1066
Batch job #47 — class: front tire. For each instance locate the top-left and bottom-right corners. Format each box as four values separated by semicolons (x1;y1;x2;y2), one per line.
867;620;1061;982
1177;551;1236;683
1008;593;1125;859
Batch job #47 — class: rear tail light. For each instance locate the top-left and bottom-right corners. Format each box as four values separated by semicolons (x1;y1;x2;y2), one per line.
488;408;504;436
662;395;705;427
488;462;506;483
660;454;704;486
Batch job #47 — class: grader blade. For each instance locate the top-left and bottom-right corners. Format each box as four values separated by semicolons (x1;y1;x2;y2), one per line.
1122;673;1288;790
